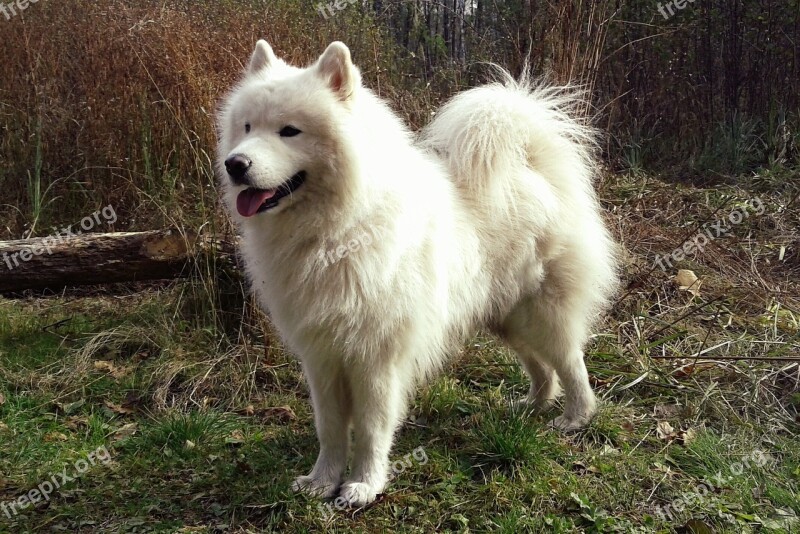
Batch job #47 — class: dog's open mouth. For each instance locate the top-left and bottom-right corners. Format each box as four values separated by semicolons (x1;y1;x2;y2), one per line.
236;171;307;217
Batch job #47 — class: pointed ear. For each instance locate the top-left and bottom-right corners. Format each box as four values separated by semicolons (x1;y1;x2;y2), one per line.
316;42;359;100
249;40;277;74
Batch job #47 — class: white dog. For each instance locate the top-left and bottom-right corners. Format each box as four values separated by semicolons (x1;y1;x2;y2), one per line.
217;40;618;507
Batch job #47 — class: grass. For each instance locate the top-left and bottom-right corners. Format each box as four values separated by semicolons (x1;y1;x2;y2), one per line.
1;175;798;533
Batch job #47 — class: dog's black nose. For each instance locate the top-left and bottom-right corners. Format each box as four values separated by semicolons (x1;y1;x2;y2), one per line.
225;154;252;184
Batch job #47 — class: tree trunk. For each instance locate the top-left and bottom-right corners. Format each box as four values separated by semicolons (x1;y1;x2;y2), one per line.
0;230;229;293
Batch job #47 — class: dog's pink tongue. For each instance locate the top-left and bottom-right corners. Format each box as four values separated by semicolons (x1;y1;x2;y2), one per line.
237;189;276;217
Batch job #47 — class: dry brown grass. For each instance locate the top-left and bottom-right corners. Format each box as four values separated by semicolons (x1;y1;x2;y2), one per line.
0;0;428;238
600;173;799;431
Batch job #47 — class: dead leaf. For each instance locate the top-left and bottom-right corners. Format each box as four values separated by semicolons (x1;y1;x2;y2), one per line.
571;461;600;475
588;375;613;388
571;460;588;473
122;391;145;411
681;519;714;533
262;406;296;422
0;392;5;405
621;421;635;432
235;460;252;474
656;421;676;440
54;399;86;415
672;363;717;379
675;269;698;287
0;422;9;433
675;269;702;297
677;428;697;445
185;440;196;450
65;416;90;431
94;360;128;379
94;360;115;373
112;422;138;442
599;444;619;455
225;429;246;445
133;350;152;362
44;432;69;442
104;400;135;415
654;404;681;418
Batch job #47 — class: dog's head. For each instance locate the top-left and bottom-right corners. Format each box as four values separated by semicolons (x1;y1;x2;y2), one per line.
217;41;362;220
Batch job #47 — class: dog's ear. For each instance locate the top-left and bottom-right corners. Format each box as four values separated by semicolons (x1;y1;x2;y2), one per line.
316;42;359;100
249;40;277;74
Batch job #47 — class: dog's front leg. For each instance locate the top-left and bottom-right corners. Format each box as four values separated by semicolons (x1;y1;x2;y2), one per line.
339;360;408;507
292;358;351;498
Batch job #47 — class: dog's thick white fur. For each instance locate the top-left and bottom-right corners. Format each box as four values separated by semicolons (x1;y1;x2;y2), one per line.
217;40;618;507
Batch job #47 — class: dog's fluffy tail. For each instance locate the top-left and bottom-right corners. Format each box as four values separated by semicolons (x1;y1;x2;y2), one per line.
420;68;618;321
419;68;598;207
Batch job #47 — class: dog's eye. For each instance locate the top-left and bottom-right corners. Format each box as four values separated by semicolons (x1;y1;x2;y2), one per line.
245;123;251;134
279;126;302;137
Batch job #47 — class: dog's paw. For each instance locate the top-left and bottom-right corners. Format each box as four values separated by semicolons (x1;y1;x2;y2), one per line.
291;474;339;499
339;481;379;508
549;414;590;433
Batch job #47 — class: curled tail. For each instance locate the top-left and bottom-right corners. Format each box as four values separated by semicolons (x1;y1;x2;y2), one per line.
419;68;599;205
420;68;618;318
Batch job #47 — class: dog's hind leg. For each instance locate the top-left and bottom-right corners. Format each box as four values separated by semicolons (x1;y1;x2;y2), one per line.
501;295;597;432
292;358;352;498
500;308;560;413
541;342;596;432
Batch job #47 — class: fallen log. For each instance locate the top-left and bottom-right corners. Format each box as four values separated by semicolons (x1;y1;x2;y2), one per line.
0;230;232;293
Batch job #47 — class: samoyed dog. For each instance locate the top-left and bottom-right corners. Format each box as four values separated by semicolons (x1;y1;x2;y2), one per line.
217;40;617;507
